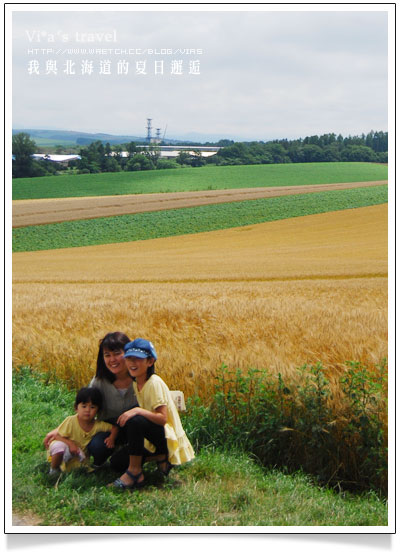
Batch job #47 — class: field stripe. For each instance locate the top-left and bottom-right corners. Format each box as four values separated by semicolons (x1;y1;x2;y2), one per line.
12;161;388;200
13;273;388;285
12;185;388;253
12;204;388;284
12;180;387;227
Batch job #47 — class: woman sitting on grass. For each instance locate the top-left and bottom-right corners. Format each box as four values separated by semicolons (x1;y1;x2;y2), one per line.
111;338;195;490
48;387;118;475
44;331;137;471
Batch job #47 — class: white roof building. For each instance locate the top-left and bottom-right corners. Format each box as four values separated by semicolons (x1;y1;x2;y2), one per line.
32;154;81;162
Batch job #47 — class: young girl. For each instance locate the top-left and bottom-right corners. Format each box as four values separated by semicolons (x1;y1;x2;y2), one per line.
48;387;118;475
112;338;195;489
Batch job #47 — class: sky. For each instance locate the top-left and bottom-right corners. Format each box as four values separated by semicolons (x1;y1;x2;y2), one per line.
11;6;390;142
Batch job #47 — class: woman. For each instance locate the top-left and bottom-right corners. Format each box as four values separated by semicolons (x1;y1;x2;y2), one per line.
43;331;137;471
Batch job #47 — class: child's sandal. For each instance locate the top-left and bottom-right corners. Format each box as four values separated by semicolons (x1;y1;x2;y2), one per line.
156;457;173;477
112;469;145;490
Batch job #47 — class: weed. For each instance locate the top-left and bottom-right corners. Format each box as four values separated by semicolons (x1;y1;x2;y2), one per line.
11;368;388;525
185;361;388;495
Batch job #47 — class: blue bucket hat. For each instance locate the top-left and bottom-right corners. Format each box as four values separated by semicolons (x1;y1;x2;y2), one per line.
123;338;157;361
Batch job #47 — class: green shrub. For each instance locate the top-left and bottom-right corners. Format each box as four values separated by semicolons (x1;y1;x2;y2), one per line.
13;362;387;497
184;360;388;495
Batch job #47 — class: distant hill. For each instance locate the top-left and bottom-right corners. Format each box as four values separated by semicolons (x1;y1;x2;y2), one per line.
12;129;146;146
12;129;207;146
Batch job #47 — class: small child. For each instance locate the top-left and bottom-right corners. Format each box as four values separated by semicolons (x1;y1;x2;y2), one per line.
47;387;118;475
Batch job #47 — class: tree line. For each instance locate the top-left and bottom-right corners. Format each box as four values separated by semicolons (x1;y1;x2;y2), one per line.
210;131;388;166
12;130;387;178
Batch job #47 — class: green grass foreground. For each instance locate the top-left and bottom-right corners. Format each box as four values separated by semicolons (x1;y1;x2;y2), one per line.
12;162;388;200
12;185;388;252
12;369;387;527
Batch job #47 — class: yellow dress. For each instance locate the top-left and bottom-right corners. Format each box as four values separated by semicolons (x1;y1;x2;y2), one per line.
133;375;195;465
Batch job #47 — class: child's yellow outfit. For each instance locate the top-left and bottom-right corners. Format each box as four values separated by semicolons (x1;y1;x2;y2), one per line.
47;415;112;472
133;374;195;465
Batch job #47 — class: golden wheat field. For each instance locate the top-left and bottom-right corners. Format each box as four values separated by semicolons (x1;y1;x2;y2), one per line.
12;204;388;400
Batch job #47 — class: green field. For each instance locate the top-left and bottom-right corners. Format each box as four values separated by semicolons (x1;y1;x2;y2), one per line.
12;368;387;526
32;138;77;148
12;162;388;200
13;185;388;252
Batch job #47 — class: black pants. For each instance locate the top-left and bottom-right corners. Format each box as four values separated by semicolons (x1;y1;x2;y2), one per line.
86;416;168;472
86;429;128;470
124;415;168;457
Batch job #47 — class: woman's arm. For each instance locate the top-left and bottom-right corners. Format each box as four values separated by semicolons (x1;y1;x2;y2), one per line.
43;427;59;449
117;405;167;428
104;424;119;449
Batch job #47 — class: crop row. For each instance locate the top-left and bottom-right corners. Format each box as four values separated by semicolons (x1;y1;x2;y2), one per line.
12;162;388;200
12;185;388;253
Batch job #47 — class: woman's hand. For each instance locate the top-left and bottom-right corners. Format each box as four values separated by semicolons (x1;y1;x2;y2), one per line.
104;436;115;449
117;407;144;428
43;428;59;449
104;425;118;448
67;441;81;456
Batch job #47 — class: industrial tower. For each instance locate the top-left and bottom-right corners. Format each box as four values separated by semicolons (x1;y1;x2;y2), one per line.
146;118;152;143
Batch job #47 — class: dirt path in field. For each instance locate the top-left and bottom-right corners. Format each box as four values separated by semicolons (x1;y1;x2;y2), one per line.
12;180;387;228
12;512;42;526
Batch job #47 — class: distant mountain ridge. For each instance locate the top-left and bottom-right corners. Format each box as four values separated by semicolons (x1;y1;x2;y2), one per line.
12;128;203;145
12;129;145;144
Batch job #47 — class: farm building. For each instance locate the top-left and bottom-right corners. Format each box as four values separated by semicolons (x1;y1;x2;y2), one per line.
111;146;219;159
32;154;81;167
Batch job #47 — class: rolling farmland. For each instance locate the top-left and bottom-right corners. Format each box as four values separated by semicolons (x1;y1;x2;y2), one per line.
13;204;388;397
12;159;388;404
12;185;387;252
11;159;389;504
12;161;388;200
13;181;386;227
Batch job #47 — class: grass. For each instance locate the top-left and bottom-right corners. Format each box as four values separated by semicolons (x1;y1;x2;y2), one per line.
12;369;388;526
12;162;388;200
12;184;388;252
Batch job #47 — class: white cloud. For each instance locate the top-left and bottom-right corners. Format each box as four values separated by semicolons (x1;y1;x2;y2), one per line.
11;8;389;141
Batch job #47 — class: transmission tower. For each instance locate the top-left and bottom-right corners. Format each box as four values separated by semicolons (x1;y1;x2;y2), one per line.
146;118;152;143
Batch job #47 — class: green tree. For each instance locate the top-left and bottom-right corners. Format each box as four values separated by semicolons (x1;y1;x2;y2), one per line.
302;144;324;162
190;149;206;167
12;133;38;177
264;143;290;164
126;153;155;171
144;145;161;166
341;145;376;162
125;141;139;157
103;156;122;172
176;150;193;165
77;141;106;173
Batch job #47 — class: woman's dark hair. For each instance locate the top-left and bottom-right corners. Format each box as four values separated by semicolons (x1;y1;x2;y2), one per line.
75;387;103;412
95;331;131;383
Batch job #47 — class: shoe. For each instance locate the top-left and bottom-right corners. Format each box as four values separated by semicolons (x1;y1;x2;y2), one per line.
112;469;145;490
156;457;173;477
92;460;110;470
49;467;61;477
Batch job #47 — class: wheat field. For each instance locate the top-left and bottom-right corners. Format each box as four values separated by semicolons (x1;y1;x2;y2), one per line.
12;204;388;399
